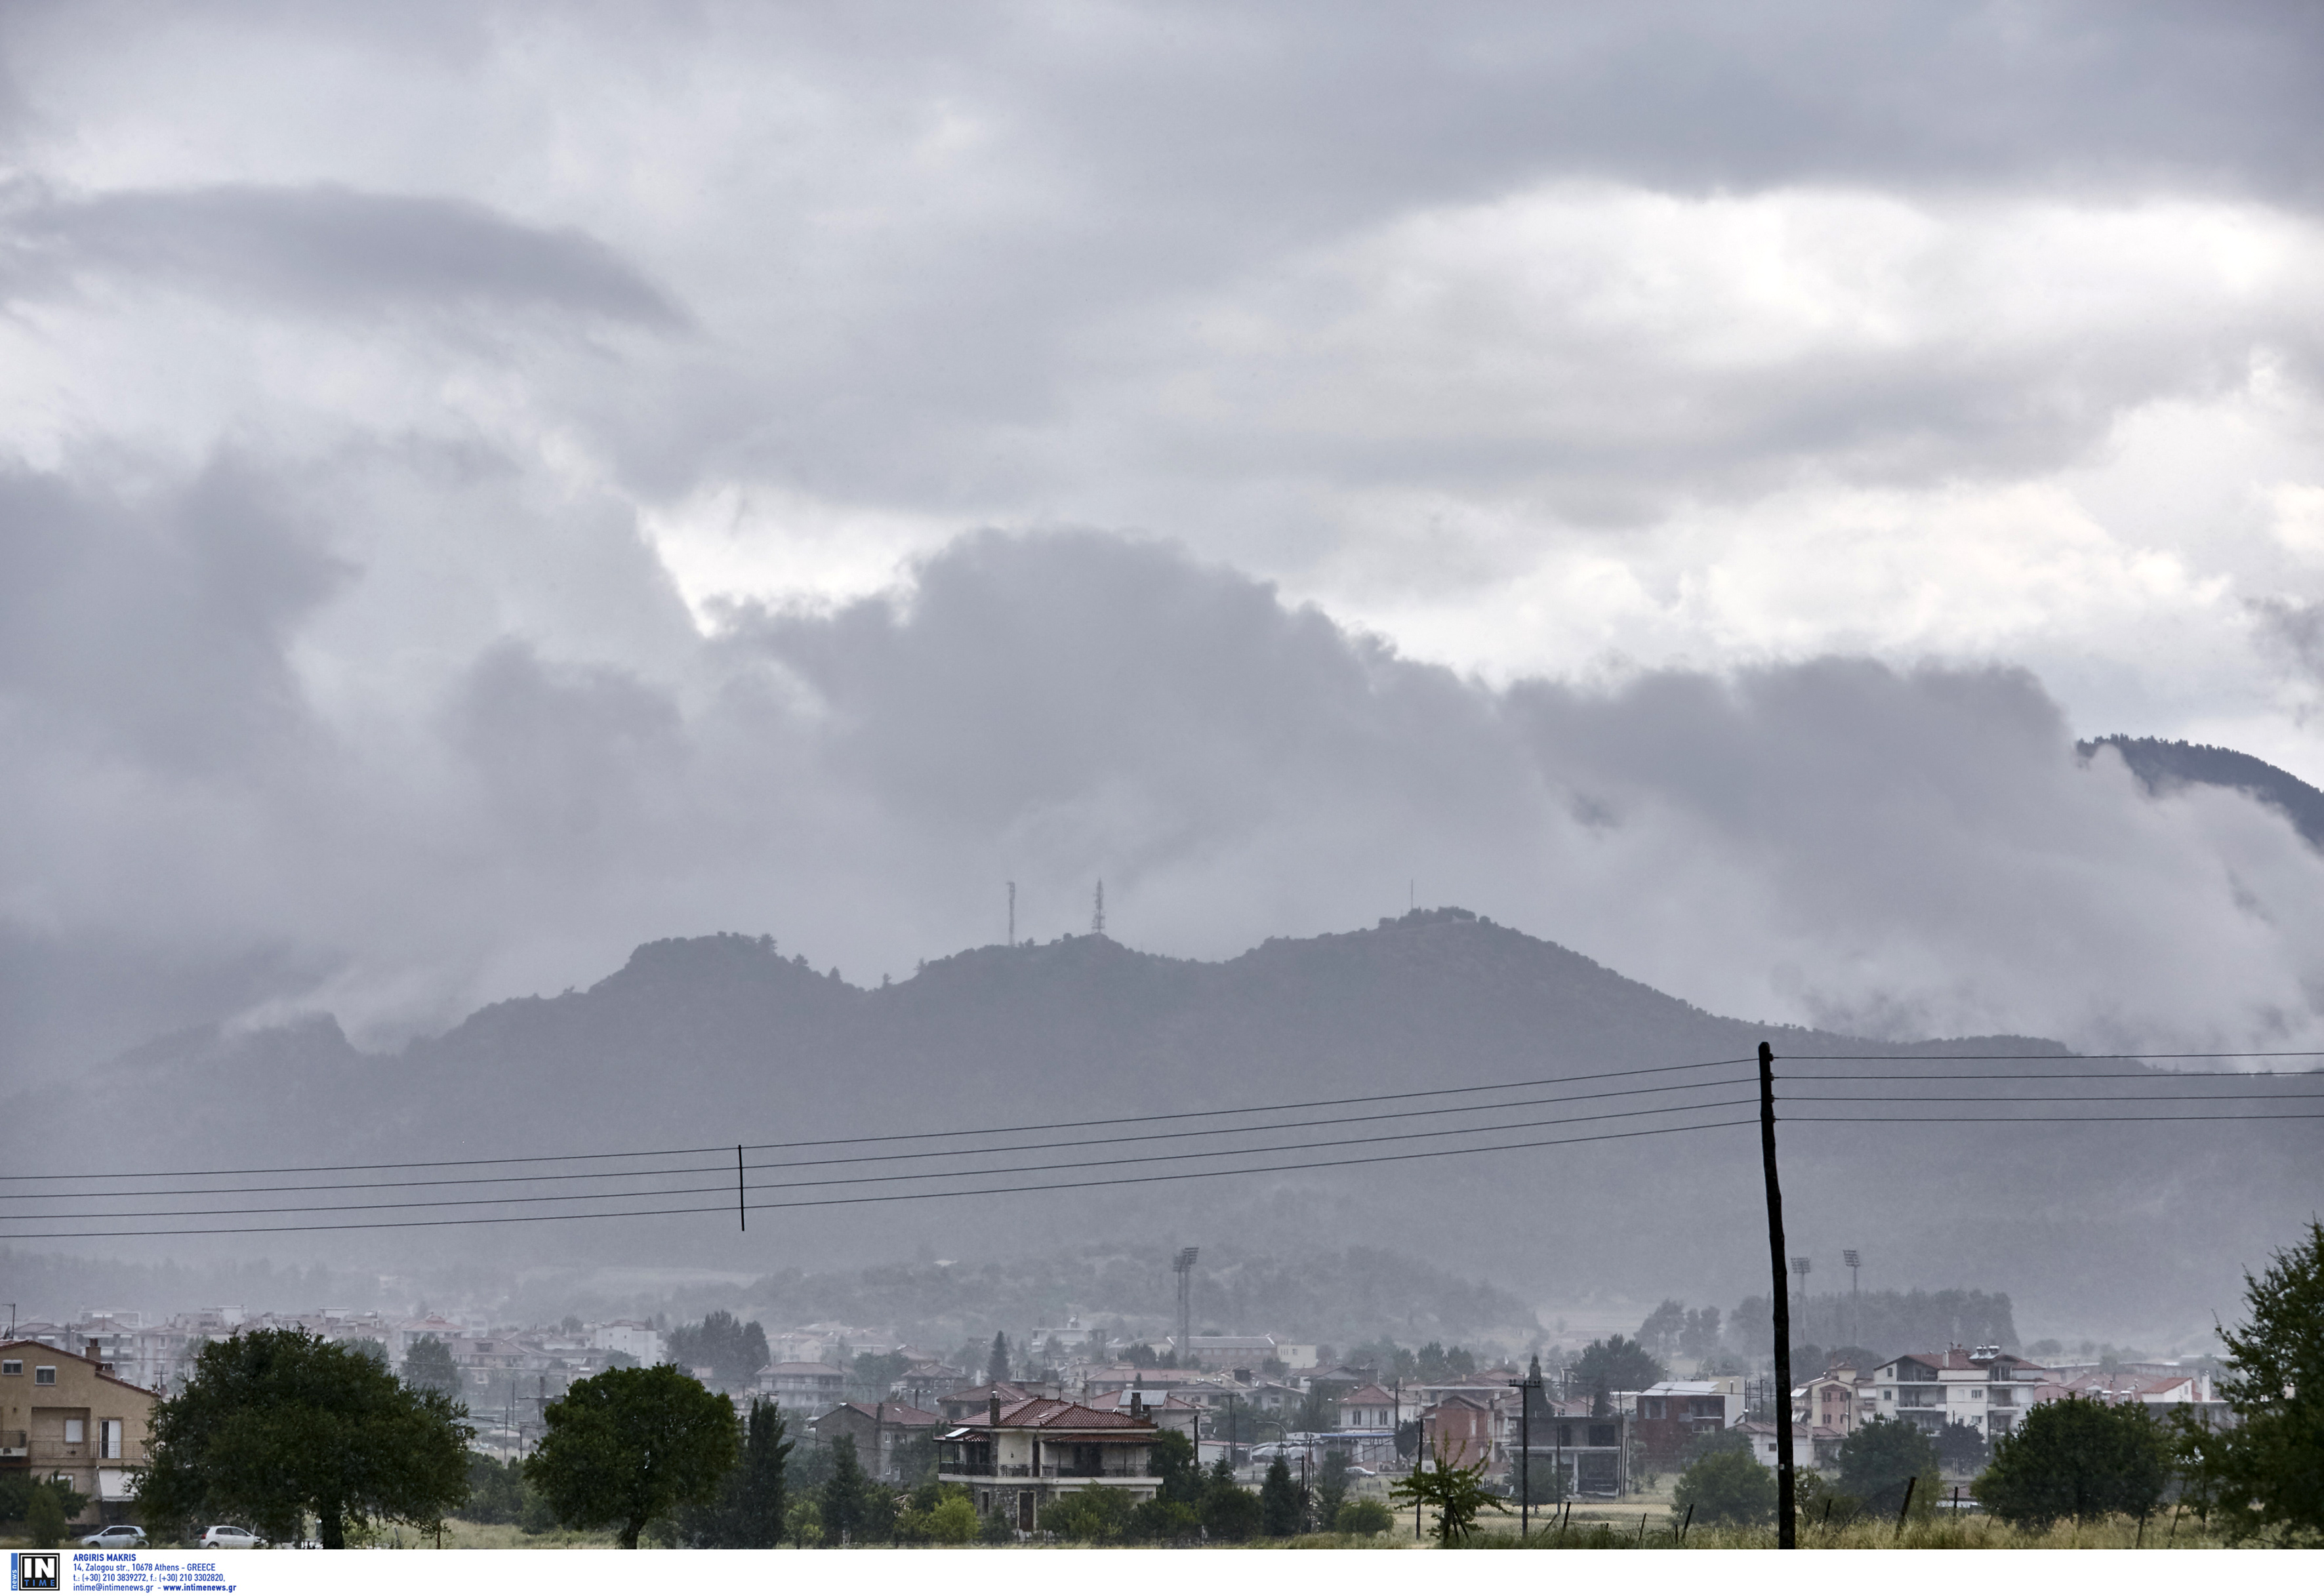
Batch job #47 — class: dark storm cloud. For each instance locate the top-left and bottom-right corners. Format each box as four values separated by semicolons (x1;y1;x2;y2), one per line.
5;509;2322;1071
1;182;685;325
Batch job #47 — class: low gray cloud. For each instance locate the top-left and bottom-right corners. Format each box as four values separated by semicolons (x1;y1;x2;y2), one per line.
7;499;2319;1072
3;182;685;326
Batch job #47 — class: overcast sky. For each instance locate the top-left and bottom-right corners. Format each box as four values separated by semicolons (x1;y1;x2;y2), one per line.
7;2;2324;1068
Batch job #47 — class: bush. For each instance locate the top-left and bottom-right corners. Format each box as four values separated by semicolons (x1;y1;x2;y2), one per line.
1837;1418;1941;1520
1671;1448;1776;1527
1335;1498;1395;1536
1127;1497;1201;1544
1976;1396;2169;1530
24;1483;70;1549
1042;1484;1133;1544
924;1494;979;1545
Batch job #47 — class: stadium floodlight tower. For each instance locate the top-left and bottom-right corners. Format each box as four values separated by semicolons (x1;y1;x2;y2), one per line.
1173;1248;1199;1367
1843;1250;1862;1349
1790;1256;1812;1347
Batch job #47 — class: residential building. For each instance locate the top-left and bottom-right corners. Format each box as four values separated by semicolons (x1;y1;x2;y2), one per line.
1632;1380;1745;1467
1738;1420;1846;1471
1168;1335;1283;1372
760;1362;847;1410
937;1397;1164;1532
1;1341;159;1524
1867;1347;2047;1439
1795;1368;1870;1437
809;1401;941;1480
2049;1368;2230;1428
1420;1392;1497;1469
1339;1383;1400;1431
935;1381;1053;1425
589;1320;664;1366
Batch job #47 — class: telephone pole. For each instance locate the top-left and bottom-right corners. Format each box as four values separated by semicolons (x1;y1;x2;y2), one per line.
1758;1040;1796;1548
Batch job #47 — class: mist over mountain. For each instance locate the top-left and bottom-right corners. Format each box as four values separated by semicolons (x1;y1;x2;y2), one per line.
2083;736;2324;852
7;908;2314;1350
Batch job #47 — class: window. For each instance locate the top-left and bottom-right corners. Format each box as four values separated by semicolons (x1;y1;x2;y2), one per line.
100;1420;123;1460
34;1366;56;1385
1;1360;18;1376
64;1419;85;1444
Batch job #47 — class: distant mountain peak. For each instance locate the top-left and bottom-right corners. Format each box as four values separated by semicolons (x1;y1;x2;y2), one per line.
2081;735;2324;849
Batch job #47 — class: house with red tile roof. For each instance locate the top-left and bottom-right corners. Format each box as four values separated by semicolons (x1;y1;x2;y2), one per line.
937;1395;1164;1533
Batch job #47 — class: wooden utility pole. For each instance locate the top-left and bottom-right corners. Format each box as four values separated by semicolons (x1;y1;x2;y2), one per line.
1758;1040;1796;1547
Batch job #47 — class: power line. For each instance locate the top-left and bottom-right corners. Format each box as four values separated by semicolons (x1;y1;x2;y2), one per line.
0;1054;1761;1183
21;1072;1766;1200
10;1097;1767;1221
0;1115;1763;1240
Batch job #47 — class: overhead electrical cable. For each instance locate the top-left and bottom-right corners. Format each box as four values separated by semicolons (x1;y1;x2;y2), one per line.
19;1071;1766;1200
0;1115;1764;1240
7;1095;1766;1221
0;1053;1761;1183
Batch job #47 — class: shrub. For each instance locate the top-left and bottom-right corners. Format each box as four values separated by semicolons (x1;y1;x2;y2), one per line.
1335;1498;1395;1536
1976;1396;2169;1530
1671;1448;1776;1527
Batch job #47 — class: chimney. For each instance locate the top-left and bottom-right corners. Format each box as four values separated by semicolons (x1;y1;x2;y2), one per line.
989;1393;1002;1429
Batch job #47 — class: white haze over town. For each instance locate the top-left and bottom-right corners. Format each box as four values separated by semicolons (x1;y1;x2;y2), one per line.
6;1;2324;1094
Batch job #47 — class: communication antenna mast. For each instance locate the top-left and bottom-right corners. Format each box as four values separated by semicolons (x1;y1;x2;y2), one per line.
1173;1248;1198;1366
1008;881;1016;946
1092;880;1106;935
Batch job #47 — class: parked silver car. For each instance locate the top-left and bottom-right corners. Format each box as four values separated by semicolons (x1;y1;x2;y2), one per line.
197;1525;266;1549
79;1524;148;1549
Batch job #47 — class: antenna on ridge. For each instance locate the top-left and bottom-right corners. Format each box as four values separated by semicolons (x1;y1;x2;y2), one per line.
1008;881;1016;947
1092;880;1106;935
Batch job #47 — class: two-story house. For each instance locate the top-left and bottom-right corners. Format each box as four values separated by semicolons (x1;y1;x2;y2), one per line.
809;1401;941;1480
936;1396;1163;1533
1632;1380;1745;1468
1;1341;159;1524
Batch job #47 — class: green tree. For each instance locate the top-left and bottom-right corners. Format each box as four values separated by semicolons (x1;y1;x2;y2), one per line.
1335;1497;1395;1536
1044;1483;1133;1543
1149;1428;1202;1505
1836;1418;1940;1520
0;1473;87;1525
136;1327;470;1548
1934;1419;1989;1476
819;1434;873;1544
525;1364;738;1548
1199;1456;1263;1542
401;1336;461;1404
677;1399;792;1547
1572;1336;1665;1404
1313;1447;1351;1527
666;1311;771;1391
987;1332;1011;1385
1389;1446;1503;1545
2176;1218;2324;1544
1672;1448;1776;1527
464;1452;525;1523
24;1482;70;1549
1976;1396;2168;1531
784;1498;822;1547
1259;1455;1304;1536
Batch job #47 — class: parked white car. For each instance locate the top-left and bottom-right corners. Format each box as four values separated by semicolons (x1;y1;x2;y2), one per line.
79;1524;148;1548
197;1526;266;1549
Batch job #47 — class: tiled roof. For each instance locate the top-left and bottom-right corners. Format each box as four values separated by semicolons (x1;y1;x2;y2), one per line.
1343;1385;1398;1405
828;1401;939;1425
989;1398;1157;1430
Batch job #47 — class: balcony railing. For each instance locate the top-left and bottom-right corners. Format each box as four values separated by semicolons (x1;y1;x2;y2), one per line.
0;1429;26;1457
939;1463;1152;1480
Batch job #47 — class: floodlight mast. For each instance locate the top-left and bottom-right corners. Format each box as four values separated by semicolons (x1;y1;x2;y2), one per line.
1173;1248;1199;1368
